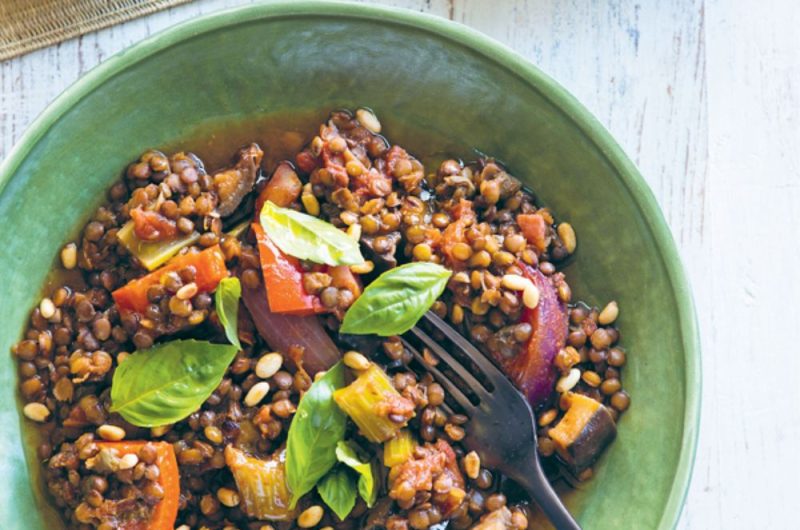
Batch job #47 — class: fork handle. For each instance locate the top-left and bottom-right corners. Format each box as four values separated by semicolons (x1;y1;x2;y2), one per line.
516;464;582;530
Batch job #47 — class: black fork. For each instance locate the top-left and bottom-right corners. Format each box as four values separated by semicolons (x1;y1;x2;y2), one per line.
402;312;581;530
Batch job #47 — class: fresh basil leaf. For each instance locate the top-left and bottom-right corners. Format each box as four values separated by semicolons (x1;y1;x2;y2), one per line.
110;339;238;427
215;276;242;349
286;361;348;508
260;200;364;266
336;441;378;507
317;466;357;521
340;262;452;335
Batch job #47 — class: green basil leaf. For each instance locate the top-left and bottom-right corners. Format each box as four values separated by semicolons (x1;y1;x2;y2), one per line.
340;262;452;335
286;361;348;508
215;276;242;349
110;339;238;427
317;466;357;521
336;441;378;507
260;200;364;266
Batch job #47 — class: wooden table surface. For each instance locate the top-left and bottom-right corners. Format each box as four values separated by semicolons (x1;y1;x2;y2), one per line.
2;1;798;528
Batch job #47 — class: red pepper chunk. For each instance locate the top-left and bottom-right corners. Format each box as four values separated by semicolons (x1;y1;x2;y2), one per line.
95;441;179;530
112;245;228;315
251;222;325;316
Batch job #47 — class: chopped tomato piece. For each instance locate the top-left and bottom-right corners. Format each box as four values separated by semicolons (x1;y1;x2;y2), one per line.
95;441;179;530
517;213;549;252
112;245;228;315
251;222;325;316
130;209;178;242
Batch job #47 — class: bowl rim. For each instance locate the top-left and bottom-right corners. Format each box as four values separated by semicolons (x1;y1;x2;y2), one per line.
0;1;701;528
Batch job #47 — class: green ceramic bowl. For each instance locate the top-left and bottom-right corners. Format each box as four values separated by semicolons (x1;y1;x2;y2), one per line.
0;2;700;529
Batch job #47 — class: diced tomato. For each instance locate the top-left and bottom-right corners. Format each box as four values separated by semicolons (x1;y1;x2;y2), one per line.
295;151;320;174
130;209;178;242
112;245;228;315
251;223;325;316
517;213;549;252
95;441;179;530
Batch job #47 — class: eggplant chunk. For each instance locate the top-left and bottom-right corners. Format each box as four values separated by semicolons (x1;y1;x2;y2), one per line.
548;392;616;473
213;143;263;216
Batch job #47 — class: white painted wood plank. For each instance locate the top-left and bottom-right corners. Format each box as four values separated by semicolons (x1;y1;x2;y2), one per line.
3;0;800;528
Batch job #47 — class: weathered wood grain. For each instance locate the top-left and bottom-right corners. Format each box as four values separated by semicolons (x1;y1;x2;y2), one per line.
2;1;799;528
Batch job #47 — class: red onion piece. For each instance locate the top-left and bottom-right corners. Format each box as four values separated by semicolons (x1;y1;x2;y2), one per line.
495;265;568;407
241;283;340;375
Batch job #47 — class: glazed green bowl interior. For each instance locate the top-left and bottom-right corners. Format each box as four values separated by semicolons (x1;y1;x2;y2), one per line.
0;2;700;529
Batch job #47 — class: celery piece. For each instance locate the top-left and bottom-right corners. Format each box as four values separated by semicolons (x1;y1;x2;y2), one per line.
383;429;416;467
225;446;295;521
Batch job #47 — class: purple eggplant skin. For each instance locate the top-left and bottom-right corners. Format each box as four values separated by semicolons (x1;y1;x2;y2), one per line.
240;282;340;375
494;265;569;407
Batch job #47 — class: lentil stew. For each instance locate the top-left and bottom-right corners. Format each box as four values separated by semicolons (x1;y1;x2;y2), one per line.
13;109;630;530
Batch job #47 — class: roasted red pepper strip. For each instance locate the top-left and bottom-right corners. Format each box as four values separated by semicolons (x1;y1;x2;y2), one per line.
95;441;179;530
112;245;228;315
251;222;325;316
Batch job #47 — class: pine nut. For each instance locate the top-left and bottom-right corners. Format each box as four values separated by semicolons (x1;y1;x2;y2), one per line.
151;424;172;437
350;260;374;274
176;526;191;530
501;274;529;291
61;243;77;270
538;408;558;427
302;192;320;217
97;424;126;441
557;222;577;254
451;304;464;325
255;352;283;379
343;351;370;371
298;505;324;528
522;284;540;309
598;301;619;325
39;298;56;319
582;370;602;387
204;425;223;445
556;368;581;393
356;108;382;134
244;381;271;407
23;402;50;422
217;487;240;507
463;451;481;479
176;282;198;300
347;223;362;241
118;453;139;470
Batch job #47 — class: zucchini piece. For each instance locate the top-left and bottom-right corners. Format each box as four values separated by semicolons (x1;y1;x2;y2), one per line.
333;364;415;443
117;220;199;271
383;429;416;467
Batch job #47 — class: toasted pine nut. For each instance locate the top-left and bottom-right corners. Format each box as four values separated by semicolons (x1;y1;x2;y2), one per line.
176;282;198;300
61;243;77;270
97;424;126;441
463;451;481;479
297;505;324;528
556;368;581;393
522;284;540;309
118;453;139;470
347;223;362;241
39;298;56;319
350;260;374;274
151;424;172;437
23;402;50;422
343;351;370;371
244;381;271;407
302;193;320;217
598;301;619;325
255;352;283;379
538;408;558;427
217;487;240;507
557;222;577;254
501;274;529;291
356;108;382;134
